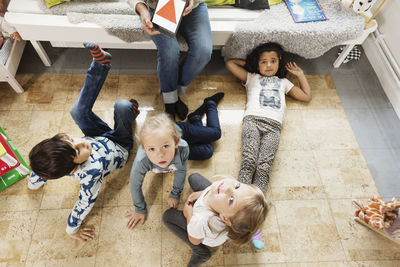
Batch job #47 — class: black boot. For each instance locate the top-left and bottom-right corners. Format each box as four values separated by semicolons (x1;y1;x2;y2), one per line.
175;98;188;120
165;103;176;120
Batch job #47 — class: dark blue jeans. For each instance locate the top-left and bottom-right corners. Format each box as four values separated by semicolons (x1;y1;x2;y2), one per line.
70;61;135;151
149;3;212;104
176;101;221;160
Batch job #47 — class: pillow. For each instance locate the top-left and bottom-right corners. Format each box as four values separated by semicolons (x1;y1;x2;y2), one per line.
268;0;282;5
205;0;235;6
45;0;71;8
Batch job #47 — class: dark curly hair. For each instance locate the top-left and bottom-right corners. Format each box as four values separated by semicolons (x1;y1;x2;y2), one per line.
244;42;287;78
29;133;78;179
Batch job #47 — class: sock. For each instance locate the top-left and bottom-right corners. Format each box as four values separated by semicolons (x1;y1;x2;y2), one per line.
251;229;264;250
165;103;176;121
129;99;140;119
251;231;264;250
175;98;188;121
187;92;225;121
204;92;225;105
83;42;112;64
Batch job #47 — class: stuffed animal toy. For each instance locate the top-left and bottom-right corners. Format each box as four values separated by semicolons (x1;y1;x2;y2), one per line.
353;197;400;230
341;0;386;29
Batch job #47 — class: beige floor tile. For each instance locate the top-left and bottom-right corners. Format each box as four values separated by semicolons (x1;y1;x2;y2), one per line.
270;150;326;200
315;149;379;199
0;210;38;264
275;199;346;262
280;110;312;151
97;206;162;266
330;199;400;261
0;193;42;212
286;262;347;267
40;176;86;210
349;260;400;266
25;257;96;267
26;209;101;262
302;109;359;150
223;205;285;265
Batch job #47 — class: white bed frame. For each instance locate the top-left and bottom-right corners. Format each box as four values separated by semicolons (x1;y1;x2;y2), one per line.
3;0;377;93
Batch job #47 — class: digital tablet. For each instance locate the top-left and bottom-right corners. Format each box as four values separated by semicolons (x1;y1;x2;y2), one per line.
151;0;188;37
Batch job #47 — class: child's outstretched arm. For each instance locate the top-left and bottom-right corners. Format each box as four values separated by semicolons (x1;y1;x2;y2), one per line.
286;62;312;102
226;59;248;83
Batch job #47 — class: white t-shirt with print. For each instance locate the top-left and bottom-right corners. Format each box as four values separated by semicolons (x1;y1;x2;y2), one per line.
244;73;294;124
187;186;228;247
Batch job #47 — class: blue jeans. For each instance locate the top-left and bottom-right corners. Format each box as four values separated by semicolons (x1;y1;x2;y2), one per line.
176;101;221;160
70;61;135;151
150;3;212;104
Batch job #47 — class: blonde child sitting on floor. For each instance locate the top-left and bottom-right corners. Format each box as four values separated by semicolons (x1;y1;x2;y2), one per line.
126;93;224;229
163;172;268;267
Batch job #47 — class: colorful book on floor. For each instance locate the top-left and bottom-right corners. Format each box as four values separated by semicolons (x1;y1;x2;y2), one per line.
284;0;327;23
0;126;30;192
0;137;20;176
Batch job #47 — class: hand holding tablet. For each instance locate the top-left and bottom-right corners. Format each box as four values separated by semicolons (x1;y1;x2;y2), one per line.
151;0;189;37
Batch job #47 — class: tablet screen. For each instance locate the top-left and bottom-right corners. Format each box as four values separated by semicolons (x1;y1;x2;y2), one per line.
152;0;187;34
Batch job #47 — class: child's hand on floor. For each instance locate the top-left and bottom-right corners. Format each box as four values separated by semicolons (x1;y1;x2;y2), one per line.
168;197;179;209
68;227;95;242
125;210;147;230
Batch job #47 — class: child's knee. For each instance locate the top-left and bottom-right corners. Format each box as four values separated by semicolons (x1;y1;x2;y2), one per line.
70;105;81;121
162;209;175;224
114;99;131;113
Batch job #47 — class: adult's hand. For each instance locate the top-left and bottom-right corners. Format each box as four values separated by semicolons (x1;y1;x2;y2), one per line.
183;0;194;16
137;3;160;36
125;210;147;229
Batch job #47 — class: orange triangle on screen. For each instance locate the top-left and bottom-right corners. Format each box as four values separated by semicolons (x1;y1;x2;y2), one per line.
156;0;176;24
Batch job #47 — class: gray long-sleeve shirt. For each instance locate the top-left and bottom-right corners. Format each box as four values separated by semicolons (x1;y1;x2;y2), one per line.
129;138;189;214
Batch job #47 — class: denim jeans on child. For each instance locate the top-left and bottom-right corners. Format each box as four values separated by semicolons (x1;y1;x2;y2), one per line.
149;3;212;104
176;101;221;160
70;61;135;151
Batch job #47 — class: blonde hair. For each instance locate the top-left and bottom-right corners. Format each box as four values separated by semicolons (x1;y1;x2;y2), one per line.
227;185;269;245
139;112;181;143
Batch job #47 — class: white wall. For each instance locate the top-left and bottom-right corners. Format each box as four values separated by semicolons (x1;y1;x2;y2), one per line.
363;0;400;118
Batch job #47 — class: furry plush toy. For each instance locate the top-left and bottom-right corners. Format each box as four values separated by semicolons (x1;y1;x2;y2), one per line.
353;197;400;230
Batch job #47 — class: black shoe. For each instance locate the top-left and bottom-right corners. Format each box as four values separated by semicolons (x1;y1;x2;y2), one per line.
175;98;188;120
187;92;225;122
204;92;224;105
165;103;176;121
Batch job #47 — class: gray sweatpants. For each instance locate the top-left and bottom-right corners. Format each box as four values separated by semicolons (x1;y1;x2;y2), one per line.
238;115;281;194
162;173;212;267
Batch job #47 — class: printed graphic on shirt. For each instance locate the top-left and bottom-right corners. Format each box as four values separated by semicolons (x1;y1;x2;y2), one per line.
151;164;178;173
258;76;282;110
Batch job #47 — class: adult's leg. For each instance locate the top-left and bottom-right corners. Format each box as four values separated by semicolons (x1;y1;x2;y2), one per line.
163;209;211;267
102;99;139;151
70;61;112;137
253;119;281;194
238;116;261;185
178;3;212;90
188;173;212;192
150;28;180;105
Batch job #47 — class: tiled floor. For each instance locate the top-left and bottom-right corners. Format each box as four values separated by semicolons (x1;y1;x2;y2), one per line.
1;43;400;266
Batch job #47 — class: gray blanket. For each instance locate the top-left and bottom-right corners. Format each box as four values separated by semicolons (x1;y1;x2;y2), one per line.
38;0;364;59
222;0;364;60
